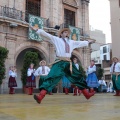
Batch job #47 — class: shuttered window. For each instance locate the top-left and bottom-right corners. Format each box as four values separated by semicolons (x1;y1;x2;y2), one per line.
64;9;75;27
26;0;41;16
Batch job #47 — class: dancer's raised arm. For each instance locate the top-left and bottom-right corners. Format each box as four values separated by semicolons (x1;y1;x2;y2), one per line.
29;25;58;43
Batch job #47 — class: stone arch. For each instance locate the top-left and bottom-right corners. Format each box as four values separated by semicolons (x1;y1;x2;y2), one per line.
15;42;49;64
15;42;50;89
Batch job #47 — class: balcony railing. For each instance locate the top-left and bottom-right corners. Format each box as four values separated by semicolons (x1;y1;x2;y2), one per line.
60;23;84;36
0;5;49;27
0;5;23;20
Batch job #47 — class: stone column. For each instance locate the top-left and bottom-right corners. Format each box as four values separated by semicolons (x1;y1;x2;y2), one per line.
1;34;17;93
82;46;91;69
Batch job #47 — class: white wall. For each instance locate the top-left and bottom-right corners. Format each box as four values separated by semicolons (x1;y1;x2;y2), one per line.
100;44;111;60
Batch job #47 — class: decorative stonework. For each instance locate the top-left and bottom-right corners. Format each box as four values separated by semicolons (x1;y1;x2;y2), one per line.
63;0;78;8
5;36;17;41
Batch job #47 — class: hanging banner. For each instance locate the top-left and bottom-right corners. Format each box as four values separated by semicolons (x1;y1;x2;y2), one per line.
69;26;81;41
28;14;44;41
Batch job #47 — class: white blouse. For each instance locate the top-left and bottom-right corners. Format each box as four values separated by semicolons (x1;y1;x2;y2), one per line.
34;66;50;76
9;70;17;77
110;62;120;73
27;68;35;77
36;29;89;58
75;63;79;70
98;80;106;86
87;65;96;74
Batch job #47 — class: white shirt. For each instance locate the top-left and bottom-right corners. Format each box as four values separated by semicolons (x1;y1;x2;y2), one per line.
36;29;89;58
87;65;96;74
99;80;106;86
110;62;120;73
75;63;79;70
9;70;17;77
34;66;50;76
108;81;113;88
27;68;35;77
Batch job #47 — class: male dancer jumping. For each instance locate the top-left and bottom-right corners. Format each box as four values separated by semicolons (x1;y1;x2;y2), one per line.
30;26;95;104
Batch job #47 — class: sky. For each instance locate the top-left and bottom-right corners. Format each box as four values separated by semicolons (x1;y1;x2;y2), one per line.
89;0;111;43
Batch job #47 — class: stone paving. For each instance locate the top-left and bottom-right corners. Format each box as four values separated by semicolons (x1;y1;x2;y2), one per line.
0;93;120;120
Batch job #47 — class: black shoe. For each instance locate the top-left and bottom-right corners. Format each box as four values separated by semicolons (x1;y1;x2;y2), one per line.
33;95;40;104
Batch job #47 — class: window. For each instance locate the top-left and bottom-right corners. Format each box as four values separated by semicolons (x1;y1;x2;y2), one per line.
103;46;107;53
64;9;75;27
26;0;41;16
105;75;111;80
103;55;107;60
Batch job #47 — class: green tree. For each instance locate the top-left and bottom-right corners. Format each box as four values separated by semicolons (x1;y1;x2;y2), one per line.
21;51;38;86
0;46;9;85
96;67;104;80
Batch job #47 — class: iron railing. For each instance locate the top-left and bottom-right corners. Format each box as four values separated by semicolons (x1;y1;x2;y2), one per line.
60;23;84;36
0;5;23;20
0;5;49;27
60;23;70;29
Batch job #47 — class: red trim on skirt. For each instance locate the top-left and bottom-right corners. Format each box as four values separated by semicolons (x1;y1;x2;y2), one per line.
26;76;36;88
8;76;17;87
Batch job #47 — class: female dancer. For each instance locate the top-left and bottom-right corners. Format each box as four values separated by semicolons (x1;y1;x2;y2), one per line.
8;66;17;94
62;76;71;95
110;57;120;96
26;63;36;95
86;60;99;92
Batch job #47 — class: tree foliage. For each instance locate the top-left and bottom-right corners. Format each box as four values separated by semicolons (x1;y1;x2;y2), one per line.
0;46;9;85
96;67;104;80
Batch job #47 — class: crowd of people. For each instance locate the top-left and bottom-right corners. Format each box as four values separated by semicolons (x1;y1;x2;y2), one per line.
7;26;120;104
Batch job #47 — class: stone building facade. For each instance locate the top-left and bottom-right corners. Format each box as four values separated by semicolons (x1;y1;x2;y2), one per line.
109;0;120;58
0;0;91;93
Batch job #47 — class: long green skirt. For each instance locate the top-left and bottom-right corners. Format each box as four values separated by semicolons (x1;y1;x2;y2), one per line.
39;61;89;92
39;76;52;93
112;74;120;90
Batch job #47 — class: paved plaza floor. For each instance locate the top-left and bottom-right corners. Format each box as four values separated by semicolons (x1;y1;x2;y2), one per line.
0;93;120;120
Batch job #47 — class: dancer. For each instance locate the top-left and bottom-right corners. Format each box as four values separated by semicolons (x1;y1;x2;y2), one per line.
86;60;99;92
62;76;71;95
30;26;95;104
72;57;82;96
98;77;106;92
110;57;120;96
107;81;113;93
8;66;17;94
26;63;36;95
34;60;52;95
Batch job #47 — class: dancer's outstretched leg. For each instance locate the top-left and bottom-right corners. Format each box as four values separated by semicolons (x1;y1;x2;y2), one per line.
66;63;95;99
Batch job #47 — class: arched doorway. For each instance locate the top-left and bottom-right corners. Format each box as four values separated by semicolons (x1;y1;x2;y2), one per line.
16;48;47;90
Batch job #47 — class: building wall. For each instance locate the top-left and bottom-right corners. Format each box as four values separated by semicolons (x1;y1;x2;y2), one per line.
110;0;120;58
0;0;91;93
90;29;106;51
90;29;106;65
91;50;101;64
100;44;111;61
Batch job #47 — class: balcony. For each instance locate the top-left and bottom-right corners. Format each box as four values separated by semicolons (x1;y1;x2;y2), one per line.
60;23;85;36
0;5;49;27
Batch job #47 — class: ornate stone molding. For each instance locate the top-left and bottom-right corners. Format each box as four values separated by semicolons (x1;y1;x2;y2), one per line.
5;35;17;41
63;0;79;8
